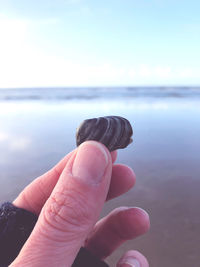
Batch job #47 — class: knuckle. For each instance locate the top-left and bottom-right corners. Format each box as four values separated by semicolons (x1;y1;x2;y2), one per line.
43;187;94;234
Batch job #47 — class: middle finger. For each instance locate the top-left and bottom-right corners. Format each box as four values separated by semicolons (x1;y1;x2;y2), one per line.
85;207;150;259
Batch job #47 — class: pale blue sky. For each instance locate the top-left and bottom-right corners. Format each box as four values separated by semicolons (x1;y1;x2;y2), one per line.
0;0;200;87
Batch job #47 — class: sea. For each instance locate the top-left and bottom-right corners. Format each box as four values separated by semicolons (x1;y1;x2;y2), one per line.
0;86;200;100
0;86;200;267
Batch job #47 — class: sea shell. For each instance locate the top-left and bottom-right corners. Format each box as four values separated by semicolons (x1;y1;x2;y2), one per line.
76;116;133;151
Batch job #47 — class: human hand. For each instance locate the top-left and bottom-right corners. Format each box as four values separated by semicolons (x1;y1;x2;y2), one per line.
11;141;150;266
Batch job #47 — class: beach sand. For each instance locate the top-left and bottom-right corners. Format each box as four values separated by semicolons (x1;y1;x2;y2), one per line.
0;97;200;266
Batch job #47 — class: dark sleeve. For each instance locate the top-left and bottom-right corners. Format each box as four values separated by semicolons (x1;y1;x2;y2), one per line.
0;202;109;267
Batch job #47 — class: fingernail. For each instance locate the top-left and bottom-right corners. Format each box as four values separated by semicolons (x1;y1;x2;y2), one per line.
119;258;140;267
72;141;109;185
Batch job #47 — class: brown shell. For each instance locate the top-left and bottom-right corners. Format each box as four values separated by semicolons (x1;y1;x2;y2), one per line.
76;116;133;151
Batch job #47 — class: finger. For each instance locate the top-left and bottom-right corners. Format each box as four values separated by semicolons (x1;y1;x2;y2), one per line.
85;207;150;259
117;250;149;267
106;164;136;200
11;141;113;267
13;150;75;214
13;147;117;215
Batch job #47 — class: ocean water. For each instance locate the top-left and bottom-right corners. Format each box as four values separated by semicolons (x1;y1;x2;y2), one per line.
0;87;200;267
0;86;200;100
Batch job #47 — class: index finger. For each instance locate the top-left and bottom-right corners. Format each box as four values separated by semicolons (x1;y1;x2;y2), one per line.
13;149;117;215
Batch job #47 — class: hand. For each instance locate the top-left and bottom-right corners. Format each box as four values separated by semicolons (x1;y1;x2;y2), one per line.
10;141;150;267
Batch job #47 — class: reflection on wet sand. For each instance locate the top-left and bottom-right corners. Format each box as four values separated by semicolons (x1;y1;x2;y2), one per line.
0;98;200;267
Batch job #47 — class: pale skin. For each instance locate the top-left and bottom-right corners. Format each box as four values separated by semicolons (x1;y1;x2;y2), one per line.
10;141;150;267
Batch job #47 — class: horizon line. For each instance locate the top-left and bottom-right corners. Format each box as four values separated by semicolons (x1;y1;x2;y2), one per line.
1;85;200;90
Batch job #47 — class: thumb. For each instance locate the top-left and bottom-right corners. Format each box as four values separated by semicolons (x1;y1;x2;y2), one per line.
11;141;112;267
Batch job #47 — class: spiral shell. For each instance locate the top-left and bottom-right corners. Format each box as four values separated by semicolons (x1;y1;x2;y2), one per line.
76;116;133;151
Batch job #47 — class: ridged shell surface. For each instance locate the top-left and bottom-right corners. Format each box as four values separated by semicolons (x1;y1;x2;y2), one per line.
76;116;133;151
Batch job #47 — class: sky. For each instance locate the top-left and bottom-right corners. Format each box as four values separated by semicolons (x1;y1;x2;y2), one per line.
0;0;200;88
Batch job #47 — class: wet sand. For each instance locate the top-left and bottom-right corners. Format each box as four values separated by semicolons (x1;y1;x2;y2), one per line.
0;97;200;266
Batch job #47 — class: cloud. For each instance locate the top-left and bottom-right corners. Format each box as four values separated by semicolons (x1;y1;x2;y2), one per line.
0;51;200;87
127;64;200;85
177;67;200;78
0;15;28;44
129;64;172;80
0;14;199;87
